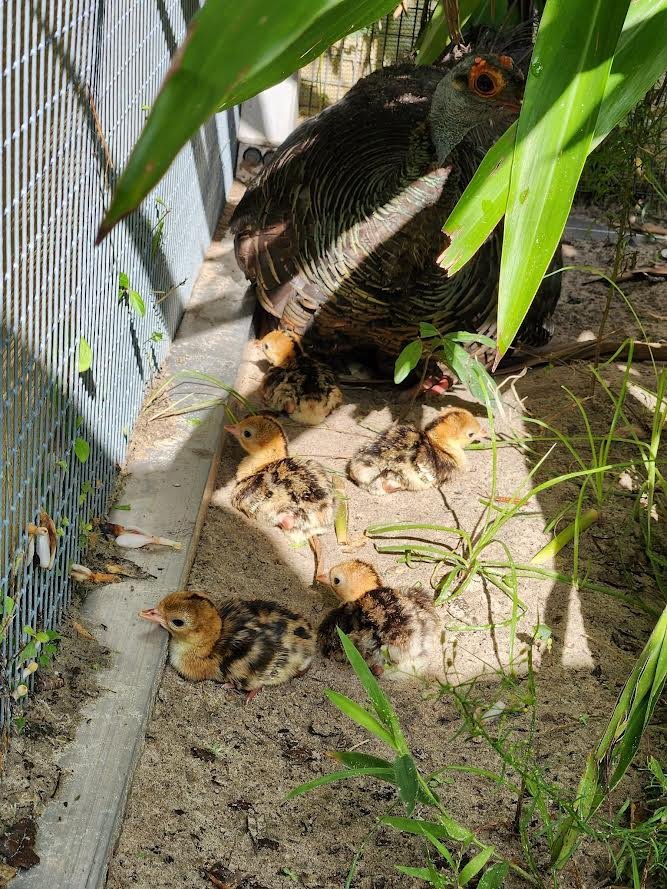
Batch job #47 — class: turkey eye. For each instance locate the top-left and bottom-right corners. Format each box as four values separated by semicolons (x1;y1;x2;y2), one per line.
243;429;252;439
333;577;340;585
475;73;496;95
171;618;185;628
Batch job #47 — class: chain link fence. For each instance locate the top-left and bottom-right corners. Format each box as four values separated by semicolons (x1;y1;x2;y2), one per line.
0;1;237;731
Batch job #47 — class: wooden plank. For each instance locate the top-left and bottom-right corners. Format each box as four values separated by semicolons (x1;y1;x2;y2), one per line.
11;222;254;889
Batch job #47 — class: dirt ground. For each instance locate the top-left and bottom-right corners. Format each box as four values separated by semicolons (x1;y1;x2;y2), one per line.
2;219;666;888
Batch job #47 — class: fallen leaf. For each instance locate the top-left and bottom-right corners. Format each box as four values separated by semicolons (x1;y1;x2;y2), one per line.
0;818;39;870
0;862;18;886
207;862;241;888
72;621;96;641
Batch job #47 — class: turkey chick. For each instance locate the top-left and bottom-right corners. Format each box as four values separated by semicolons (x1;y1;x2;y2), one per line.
348;407;485;494
140;590;315;701
316;560;441;677
226;414;335;579
259;330;343;426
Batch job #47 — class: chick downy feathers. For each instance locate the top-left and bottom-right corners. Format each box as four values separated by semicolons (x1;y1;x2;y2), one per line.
140;590;315;694
226;414;335;577
348;407;484;494
259;330;343;426
317;560;442;677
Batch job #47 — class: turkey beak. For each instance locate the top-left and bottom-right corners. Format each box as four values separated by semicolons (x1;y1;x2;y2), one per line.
224;424;240;438
139;608;167;629
316;573;330;586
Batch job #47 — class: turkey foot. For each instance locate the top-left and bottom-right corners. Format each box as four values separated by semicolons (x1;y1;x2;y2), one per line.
400;371;455;402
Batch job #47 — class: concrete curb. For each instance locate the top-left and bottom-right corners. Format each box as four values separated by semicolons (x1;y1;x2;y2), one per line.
11;221;253;889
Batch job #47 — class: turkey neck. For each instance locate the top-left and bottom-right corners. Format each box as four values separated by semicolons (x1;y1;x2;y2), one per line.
428;75;479;165
237;439;288;480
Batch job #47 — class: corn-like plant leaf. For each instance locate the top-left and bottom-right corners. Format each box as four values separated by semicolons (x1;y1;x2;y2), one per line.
394;340;423;384
395;865;442;884
477;862;509;888
383;814;473;844
552;603;667;868
495;0;630;355
336;629;408;752
459;846;494;885
331;751;393;770
393;753;419;814
287;767;397;799
439;0;667;283
325;690;395;748
97;0;401;240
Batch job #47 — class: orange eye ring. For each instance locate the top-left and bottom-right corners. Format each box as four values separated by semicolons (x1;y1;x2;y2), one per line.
469;59;505;98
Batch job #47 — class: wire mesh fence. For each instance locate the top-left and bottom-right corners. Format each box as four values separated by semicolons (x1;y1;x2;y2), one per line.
0;1;237;731
299;1;432;117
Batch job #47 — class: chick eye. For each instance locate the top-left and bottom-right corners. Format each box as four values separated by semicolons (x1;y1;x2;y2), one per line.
242;429;252;439
474;73;497;95
468;430;477;438
333;577;341;585
171;618;185;628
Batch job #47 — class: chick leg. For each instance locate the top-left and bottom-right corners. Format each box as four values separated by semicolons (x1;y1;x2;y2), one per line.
308;534;324;582
244;687;262;703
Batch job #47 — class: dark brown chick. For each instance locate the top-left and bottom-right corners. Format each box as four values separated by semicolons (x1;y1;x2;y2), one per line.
259;330;343;426
225;414;335;579
316;560;441;677
139;590;315;701
348;407;485;494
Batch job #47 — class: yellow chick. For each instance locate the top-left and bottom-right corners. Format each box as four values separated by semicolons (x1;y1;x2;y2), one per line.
259;330;343;426
316;560;441;677
139;590;315;701
348;407;485;494
225;414;335;579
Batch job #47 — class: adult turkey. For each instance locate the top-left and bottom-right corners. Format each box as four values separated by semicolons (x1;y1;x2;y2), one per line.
231;48;561;375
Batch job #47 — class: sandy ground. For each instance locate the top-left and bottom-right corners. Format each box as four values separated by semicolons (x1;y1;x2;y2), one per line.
2;220;666;888
103;227;666;887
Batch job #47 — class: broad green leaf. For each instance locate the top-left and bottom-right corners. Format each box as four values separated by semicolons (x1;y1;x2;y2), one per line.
415;0;480;66
459;847;494;885
3;596;15;616
436;337;500;409
419;321;440;338
448;331;497;348
97;0;401;240
395;865;441;884
337;629;407;752
393;753;419;814
287;767;397;799
129;290;146;317
394;340;423;384
74;438;90;463
118;271;130;291
440;0;667;278
383;814;473;844
496;0;630;355
325;690;395;747
77;337;93;373
438;812;473;843
477;862;509;888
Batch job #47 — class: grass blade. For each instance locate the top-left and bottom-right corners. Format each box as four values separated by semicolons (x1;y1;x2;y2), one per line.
325;690;396;748
287;767;397;799
459;846;494;885
529;507;599;565
394;753;419;814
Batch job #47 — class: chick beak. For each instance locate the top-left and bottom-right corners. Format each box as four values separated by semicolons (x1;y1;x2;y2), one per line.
224;424;240;438
139;608;167;629
315;573;330;586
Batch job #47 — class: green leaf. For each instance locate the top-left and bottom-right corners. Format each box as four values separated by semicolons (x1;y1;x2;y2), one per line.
3;596;15;617
419;322;440;339
448;331;497;349
459;847;494;885
336;629;407;752
287;767;397;799
331;751;394;770
325;690;395;748
436;337;500;409
97;0;403;240
74;438;90;463
129;290;146;317
440;0;667;278
77;337;93;373
34;631;50;643
19;642;38;661
395;865;440;884
383;814;472;844
496;0;630;354
394;340;423;385
477;862;509;889
393;753;419;814
118;271;130;291
150;331;164;343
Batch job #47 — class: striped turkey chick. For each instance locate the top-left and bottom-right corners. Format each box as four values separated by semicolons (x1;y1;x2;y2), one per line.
226;414;335;580
317;560;441;677
348;407;485;495
139;590;315;701
259;330;343;426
